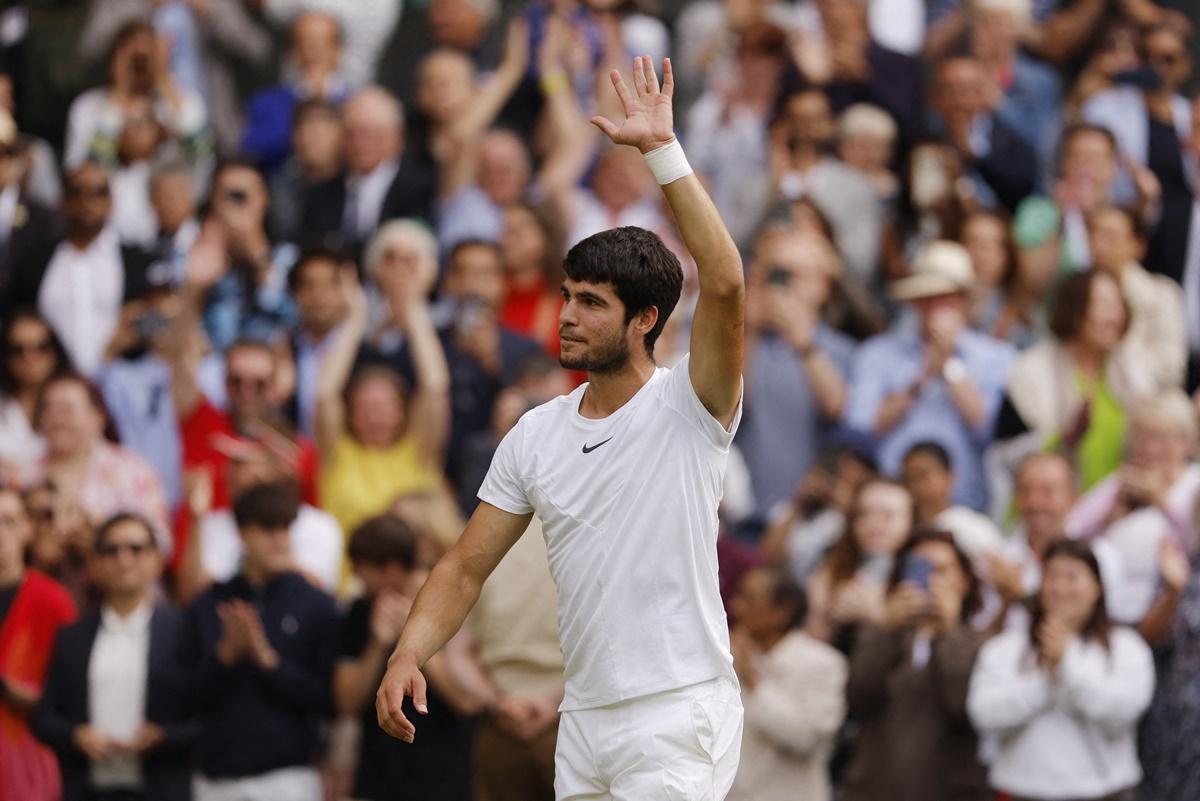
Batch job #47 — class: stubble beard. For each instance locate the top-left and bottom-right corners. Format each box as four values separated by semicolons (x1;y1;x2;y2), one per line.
559;331;632;375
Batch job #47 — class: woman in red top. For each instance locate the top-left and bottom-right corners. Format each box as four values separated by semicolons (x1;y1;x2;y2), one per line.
498;201;565;356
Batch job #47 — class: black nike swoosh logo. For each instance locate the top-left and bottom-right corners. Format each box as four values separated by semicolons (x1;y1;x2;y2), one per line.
581;437;614;454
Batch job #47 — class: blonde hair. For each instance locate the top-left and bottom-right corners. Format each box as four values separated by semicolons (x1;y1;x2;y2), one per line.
972;0;1033;24
1131;389;1198;445
364;219;439;289
837;103;898;145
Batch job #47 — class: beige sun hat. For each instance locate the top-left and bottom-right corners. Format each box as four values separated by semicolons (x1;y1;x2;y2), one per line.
889;240;974;301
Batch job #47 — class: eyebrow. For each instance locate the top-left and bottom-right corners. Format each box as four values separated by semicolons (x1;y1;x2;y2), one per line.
561;285;609;305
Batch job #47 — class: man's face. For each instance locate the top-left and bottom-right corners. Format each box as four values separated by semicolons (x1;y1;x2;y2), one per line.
427;0;487;50
291;12;341;75
478;132;530;206
1015;456;1075;543
758;235;832;310
293;257;346;337
151;171;196;235
902;451;953;519
240;524;293;578
1061;131;1117;209
343;94;402;176
416;51;476;124
912;292;968;341
92;519;160;598
1145;29;1191;92
63;164;112;237
729;569;792;638
445;244;506;308
0;491;30;578
225;345;276;420
783;92;835;149
1087;208;1142;273
559;279;643;373
293;109;344;177
934;59;988;126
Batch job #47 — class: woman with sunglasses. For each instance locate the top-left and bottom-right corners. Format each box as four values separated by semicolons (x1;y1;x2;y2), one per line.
0;310;70;471
968;539;1154;801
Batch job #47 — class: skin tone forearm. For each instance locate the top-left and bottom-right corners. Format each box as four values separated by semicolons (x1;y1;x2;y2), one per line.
802;349;847;419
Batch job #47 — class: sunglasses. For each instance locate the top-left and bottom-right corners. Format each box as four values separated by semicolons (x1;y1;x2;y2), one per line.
96;541;153;557
1149;51;1184;66
66;184;111;199
228;375;271;392
8;339;52;357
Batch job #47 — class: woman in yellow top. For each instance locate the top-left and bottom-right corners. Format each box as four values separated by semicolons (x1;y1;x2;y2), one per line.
317;254;450;553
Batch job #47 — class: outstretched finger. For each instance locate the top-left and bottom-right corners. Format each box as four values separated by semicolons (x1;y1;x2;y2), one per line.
609;69;636;114
644;56;660;94
590;115;620;141
662;57;674;97
631;56;648;96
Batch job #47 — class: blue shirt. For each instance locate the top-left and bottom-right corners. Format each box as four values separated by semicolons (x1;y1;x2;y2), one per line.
736;325;856;522
202;243;299;351
845;326;1015;511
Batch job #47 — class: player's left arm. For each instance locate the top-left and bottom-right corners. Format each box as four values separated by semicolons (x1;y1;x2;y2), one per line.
592;57;745;429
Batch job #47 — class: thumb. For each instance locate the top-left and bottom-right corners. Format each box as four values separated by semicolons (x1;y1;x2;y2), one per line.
412;672;429;715
590;115;620;141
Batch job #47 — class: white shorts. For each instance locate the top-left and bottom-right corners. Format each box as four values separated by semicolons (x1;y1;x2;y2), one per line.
554;676;743;801
193;766;323;801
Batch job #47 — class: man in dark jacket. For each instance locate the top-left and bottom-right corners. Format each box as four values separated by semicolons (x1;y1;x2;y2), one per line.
35;513;198;801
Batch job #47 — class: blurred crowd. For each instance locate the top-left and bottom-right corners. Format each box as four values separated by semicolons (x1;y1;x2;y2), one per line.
0;0;1199;800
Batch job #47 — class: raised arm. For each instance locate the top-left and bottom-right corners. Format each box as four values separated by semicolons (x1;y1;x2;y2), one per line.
592;57;744;426
376;501;532;742
315;268;369;463
395;293;451;467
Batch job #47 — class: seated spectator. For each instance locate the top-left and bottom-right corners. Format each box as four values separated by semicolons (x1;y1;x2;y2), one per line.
901;441;1003;560
986;452;1123;630
0;311;69;471
841;528;989;801
968;539;1155;801
24;372;170;553
1088;204;1186;390
1070;390;1200;624
147;160;200;284
195;160;300;352
565;145;667;253
1137;497;1200;801
726;567;847;801
269;100;345;246
0;112;61;321
999;270;1154;491
21;482;91;607
1083;24;1194;284
0;485;77;801
960;210;1015;336
846;240;1015;512
34;163;158;377
335;515;485;800
286;247;350;438
181;480;338;801
317;267;448;538
242;11;351;172
806;478;914;647
929;55;1038;211
739;227;855;525
836;102;900;203
63;21;208;171
35;513;198;801
499;201;566;356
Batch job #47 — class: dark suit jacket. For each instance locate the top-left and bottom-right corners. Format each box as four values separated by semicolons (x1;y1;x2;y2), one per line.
0;197;62;319
299;151;437;251
5;234;160;317
973;116;1038;213
34;603;200;801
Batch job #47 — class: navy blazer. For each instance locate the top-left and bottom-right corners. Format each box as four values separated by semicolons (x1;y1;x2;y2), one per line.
33;603;200;801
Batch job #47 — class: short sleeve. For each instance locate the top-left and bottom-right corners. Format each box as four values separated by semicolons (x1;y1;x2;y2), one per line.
477;419;534;515
661;353;743;450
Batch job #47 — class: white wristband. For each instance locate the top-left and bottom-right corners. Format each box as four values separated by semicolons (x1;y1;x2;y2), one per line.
643;140;693;186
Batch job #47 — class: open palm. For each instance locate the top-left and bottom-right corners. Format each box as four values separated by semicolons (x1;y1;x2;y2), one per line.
591;56;677;154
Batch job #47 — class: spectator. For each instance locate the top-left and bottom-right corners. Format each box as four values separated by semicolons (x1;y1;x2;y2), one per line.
1065;18;1142;114
1069;390;1200;624
739;227;855;524
806;478;914;646
726;567;847;801
998;270;1153;490
0;111;61;321
0;485;77;801
960;210;1015;335
0;311;69;470
64;21;208;171
840;529;989;801
881;139;972;281
286;247;350;438
34;513;198;801
259;0;402;90
929;55;1038;211
499;201;566;355
0;73;62;209
25;372;171;553
301;86;438;252
35;163;158;377
846;240;1015;512
241;12;352;172
361;219;441;349
316;267;449;539
901;441;1003;560
836;102;901;203
985;452;1124;630
148;160;200;284
336;514;485;800
1088;204;1186;390
1084;24;1194;284
181;480;338;801
968;539;1155;801
269;100;345;245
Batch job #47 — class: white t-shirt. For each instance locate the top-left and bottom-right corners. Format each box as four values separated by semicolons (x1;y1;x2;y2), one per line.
198;504;343;594
479;354;742;711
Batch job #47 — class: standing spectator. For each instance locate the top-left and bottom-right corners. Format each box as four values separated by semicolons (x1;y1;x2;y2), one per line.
34;513;198;801
269;100;345;246
301;86;438;252
35;163;158;377
317;267;449;538
846;240;1015;512
806;478;914;646
0;311;69;471
182;481;338;801
25;372;171;553
287;247;350;438
738;227;854;524
968;539;1154;801
0;485;77;801
726;567;846;801
840;529;989;801
901;441;1003;560
335;515;485;801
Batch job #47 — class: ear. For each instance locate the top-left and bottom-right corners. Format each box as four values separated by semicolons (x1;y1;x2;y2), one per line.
632;305;660;337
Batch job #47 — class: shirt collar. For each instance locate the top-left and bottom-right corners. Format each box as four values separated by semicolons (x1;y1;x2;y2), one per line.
100;600;154;633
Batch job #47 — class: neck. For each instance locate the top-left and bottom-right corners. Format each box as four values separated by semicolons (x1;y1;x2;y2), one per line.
1067;339;1104;377
52;441;96;471
579;358;657;418
0;562;23;588
242;561;271;588
67;228;102;250
15;386;38;420
791;147;822;172
107;589;149;617
753;628;787;653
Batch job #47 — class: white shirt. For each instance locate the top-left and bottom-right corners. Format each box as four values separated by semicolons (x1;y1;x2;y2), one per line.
1183;199;1200;353
479;354;742;710
346;159;399;239
968;626;1155;800
198;504;343;594
935;505;1005;561
0;397;43;467
111;161;157;248
38;227;124;376
89;602;152;789
0;184;19;244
